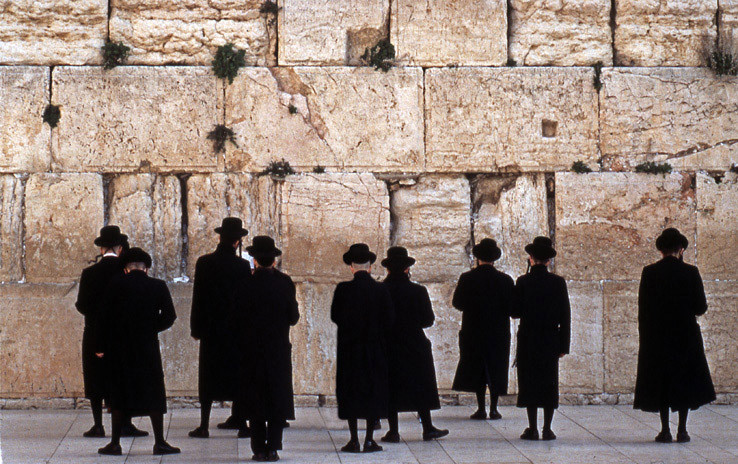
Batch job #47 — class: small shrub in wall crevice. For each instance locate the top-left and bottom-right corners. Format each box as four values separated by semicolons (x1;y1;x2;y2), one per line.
212;43;246;84
262;159;295;179
635;161;672;174
207;124;237;153
571;160;593;173
42;104;61;128
102;40;130;70
362;39;396;72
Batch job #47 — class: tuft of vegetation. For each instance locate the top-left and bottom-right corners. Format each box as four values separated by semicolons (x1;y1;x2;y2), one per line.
730;163;738;174
212;43;246;84
506;58;517;67
262;159;295;178
361;39;396;72
571;160;593;173
635;161;672;174
288;104;298;114
593;61;603;91
102;40;130;70
260;0;281;15
42;104;61;128
207;124;237;153
312;165;325;173
707;45;738;76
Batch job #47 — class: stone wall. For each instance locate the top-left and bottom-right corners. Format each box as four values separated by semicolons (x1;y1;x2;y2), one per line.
1;0;737;405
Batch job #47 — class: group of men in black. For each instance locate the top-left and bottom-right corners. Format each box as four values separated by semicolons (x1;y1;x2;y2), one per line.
77;215;716;460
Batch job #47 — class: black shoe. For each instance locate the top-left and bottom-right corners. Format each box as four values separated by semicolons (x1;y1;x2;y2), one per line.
470;409;487;420
380;431;400;443
520;428;539;440
655;431;673;443
266;450;280;461
98;443;122;455
341;439;361;453
541;428;557;441
153;441;181;455
189;426;209;438
489;409;502;420
121;423;149;437
422;427;449;441
84;424;105;438
363;439;383;453
238;425;252;438
676;431;690;443
252;452;268;461
217;416;241;430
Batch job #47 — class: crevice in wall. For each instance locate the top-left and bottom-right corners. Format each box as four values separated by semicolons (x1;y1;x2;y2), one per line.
466;173;478;258
610;0;618;65
18;174;28;283
506;0;514;65
386;179;399;246
107;0;112;41
545;172;556;271
48;66;55;171
177;173;191;278
102;173;114;226
716;3;722;49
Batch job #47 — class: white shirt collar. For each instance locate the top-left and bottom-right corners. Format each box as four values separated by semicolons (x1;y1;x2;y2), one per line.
103;252;118;258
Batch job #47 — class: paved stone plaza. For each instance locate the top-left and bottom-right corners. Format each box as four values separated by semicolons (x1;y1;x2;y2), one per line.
2;405;737;463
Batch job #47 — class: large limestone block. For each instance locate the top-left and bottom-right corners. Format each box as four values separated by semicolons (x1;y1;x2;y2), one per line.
159;284;198;395
52;66;220;172
473;174;548;279
0;67;50;172
292;283;336;395
391;176;470;282
109;175;182;281
600;68;738;171
696;172;738;280
426;68;599;172
278;0;389;65
225;67;423;172
603;281;639;393
109;0;276;66
280;173;390;282
509;0;612;66
391;0;507;66
0;284;83;396
614;0;717;66
560;282;604;394
555;172;696;281
700;281;738;392
0;0;106;65
25;174;104;283
723;0;738;48
0;176;24;282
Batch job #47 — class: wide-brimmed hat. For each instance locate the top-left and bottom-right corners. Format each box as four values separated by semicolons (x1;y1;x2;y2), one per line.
472;238;502;262
381;246;416;270
246;235;282;258
655;227;689;252
342;243;377;265
94;225;125;248
525;236;557;261
214;217;248;239
120;247;152;268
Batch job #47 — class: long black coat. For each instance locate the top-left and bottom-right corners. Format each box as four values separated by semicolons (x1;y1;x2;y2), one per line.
383;273;440;412
512;265;571;409
452;265;515;395
101;271;176;417
234;267;299;421
75;256;123;399
331;271;395;420
190;244;251;401
634;256;716;412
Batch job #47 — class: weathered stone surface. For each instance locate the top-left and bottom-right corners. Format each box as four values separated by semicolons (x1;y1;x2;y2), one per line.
25;174;103;283
109;175;182;281
0;67;50;172
509;0;612;66
109;0;276;66
600;68;738;171
292;283;336;395
696;172;738;280
0;176;24;282
280;173;390;282
225;67;423;173
52;66;220;172
0;0;106;65
473;174;549;279
614;0;717;66
700;281;738;392
560;282;604;394
555;172;696;281
391;176;470;282
0;284;83;396
278;0;389;65
603;281;638;393
159;284;197;395
391;0;507;66
723;0;738;48
426;68;599;172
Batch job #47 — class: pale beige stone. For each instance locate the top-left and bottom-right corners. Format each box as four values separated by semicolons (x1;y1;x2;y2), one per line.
555;172;696;281
696;172;738;280
52;66;220;172
509;0;613;66
391;0;507;66
600;68;738;171
0;176;24;282
225;67;423;173
615;0;717;66
278;0;389;65
292;283;336;395
700;281;738;392
603;281;639;393
426;68;599;172
560;281;604;394
25;174;104;283
473;174;548;279
723;0;738;48
0;0;106;65
0;67;50;172
109;0;276;66
280;173;390;282
391;176;470;282
159;283;198;395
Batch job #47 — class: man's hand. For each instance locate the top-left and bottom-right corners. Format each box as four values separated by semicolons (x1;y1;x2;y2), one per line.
95;353;104;358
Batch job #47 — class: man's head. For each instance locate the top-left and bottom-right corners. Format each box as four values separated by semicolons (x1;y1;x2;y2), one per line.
94;225;125;255
350;261;371;274
214;217;248;249
246;235;281;269
524;236;557;266
342;243;377;273
655;228;688;258
120;247;152;274
381;246;415;274
472;238;502;266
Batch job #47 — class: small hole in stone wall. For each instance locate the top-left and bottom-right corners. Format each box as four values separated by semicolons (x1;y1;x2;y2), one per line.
542;119;558;138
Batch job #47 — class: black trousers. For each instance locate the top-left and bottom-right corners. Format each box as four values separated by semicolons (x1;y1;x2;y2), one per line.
250;420;283;454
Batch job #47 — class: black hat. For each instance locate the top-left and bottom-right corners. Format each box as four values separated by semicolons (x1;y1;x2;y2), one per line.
342;243;377;265
214;217;248;238
94;225;125;248
120;234;130;252
120;247;152;268
655;227;689;252
472;238;502;262
525;236;557;261
381;246;416;270
246;235;282;258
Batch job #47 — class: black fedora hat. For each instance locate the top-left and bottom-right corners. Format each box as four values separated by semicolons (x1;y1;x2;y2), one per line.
342;243;377;265
120;247;152;268
246;235;282;258
214;217;248;238
94;225;125;248
655;227;689;252
472;238;502;262
381;246;416;269
525;236;557;261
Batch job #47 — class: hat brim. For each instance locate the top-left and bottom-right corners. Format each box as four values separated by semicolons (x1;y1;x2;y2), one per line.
214;227;249;238
94;237;123;248
524;244;557;260
343;250;377;265
246;246;282;258
381;256;416;269
472;245;502;262
655;234;689;252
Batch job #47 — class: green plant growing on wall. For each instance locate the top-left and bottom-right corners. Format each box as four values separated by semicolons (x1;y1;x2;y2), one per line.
593;61;603;91
207;124;237;153
212;43;246;84
260;0;281;15
635;161;672;174
42;104;61;128
571;160;593;173
361;39;396;72
506;58;517;67
288;104;298;114
102;40;130;70
312;165;325;173
707;44;738;76
262;159;295;178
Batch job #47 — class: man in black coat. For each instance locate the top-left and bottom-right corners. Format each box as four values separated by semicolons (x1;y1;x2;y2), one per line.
189;217;252;438
331;243;395;453
97;248;180;456
634;228;715;443
452;238;514;420
512;236;570;441
234;236;299;462
75;225;146;438
379;247;448;443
